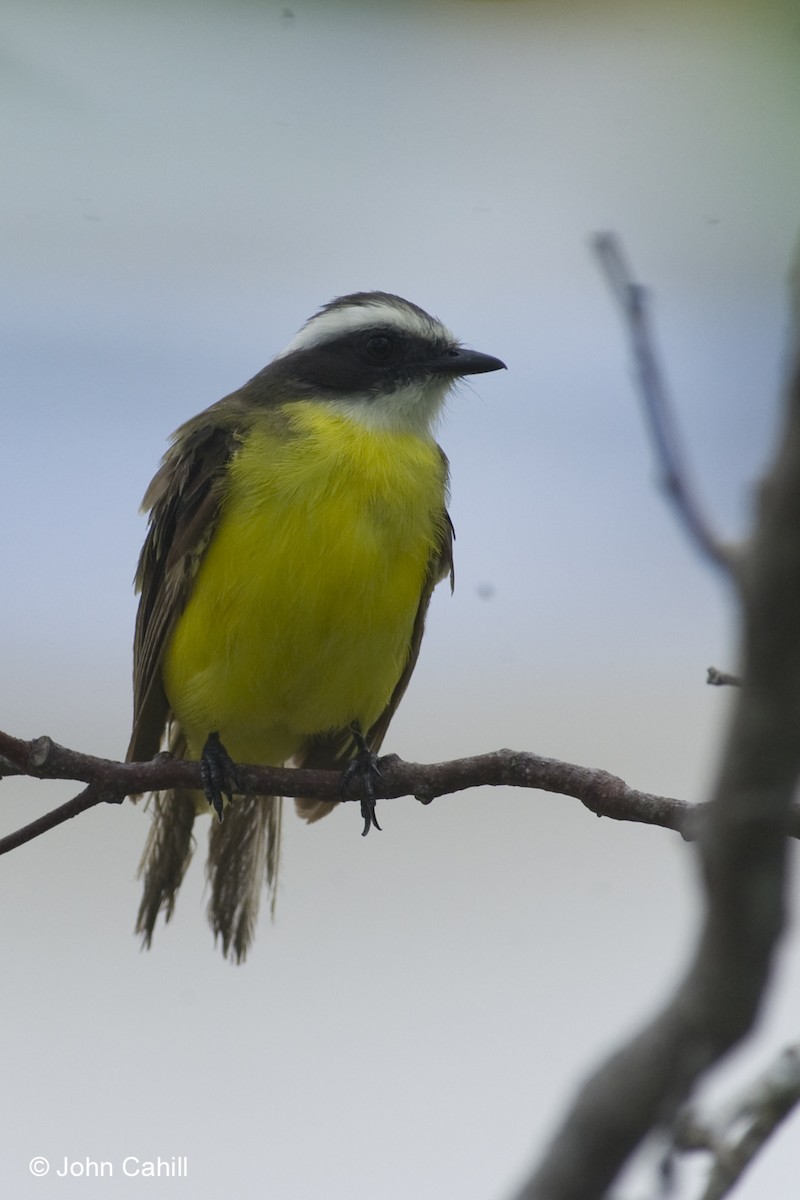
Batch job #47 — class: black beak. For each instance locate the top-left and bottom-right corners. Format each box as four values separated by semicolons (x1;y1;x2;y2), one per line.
428;346;507;377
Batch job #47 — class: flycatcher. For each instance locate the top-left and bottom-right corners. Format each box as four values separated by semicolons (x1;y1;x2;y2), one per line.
128;291;505;961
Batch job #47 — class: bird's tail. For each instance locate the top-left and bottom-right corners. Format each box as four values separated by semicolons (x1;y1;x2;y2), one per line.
136;790;283;962
135;717;283;961
207;793;283;963
135;786;197;947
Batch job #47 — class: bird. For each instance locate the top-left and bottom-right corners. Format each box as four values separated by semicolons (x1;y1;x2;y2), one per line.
127;291;505;961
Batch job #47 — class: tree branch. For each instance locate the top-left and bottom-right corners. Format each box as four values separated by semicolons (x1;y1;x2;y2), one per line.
509;239;800;1200
0;728;692;853
4;728;800;859
676;1044;800;1200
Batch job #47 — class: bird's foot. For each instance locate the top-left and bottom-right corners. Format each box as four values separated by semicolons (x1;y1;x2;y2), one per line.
200;732;240;822
340;727;384;836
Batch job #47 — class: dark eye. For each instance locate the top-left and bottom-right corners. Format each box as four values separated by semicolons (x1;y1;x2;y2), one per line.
363;333;398;364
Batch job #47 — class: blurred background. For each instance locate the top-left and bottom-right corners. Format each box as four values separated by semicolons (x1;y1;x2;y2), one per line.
2;1;800;1196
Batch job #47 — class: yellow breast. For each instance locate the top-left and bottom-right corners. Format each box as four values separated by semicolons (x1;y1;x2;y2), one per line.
163;401;448;764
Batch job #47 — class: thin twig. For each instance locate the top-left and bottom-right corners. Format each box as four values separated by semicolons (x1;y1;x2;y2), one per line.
0;785;104;853
593;233;733;574
706;667;742;688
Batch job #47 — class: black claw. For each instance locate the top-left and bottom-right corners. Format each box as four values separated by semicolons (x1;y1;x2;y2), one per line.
200;732;240;822
340;727;384;836
360;799;382;837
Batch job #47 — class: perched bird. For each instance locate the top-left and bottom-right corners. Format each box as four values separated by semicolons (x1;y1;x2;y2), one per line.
128;291;505;960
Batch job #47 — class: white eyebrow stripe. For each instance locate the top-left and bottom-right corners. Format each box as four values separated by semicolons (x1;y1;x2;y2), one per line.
276;301;454;357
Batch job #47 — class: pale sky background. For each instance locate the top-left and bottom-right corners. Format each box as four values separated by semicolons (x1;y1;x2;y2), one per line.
2;1;800;1197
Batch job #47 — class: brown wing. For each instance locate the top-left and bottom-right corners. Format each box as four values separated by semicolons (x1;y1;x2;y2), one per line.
294;507;454;821
126;410;240;763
